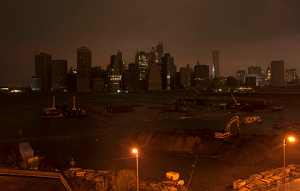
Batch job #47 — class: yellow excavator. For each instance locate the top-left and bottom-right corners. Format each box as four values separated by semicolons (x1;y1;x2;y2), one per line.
214;115;241;140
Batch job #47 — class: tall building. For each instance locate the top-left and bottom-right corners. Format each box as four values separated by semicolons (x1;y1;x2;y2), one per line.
148;46;162;90
156;42;163;64
226;76;236;88
32;53;52;91
212;51;220;78
248;66;263;86
180;64;191;88
271;60;285;87
51;59;67;91
194;61;209;89
162;53;176;90
124;63;140;90
77;46;91;92
135;50;149;90
91;67;107;91
236;70;245;85
107;50;123;90
286;69;297;82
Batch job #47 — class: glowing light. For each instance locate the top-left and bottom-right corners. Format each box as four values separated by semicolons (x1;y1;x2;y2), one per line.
132;148;138;154
288;137;295;142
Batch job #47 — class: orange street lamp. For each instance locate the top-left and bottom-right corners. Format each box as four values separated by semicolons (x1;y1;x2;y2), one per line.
132;148;139;191
283;136;295;184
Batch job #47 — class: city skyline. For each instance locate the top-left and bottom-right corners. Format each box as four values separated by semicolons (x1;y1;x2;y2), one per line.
1;0;300;86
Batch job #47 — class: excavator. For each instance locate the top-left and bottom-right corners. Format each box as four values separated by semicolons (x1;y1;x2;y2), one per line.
214;115;241;140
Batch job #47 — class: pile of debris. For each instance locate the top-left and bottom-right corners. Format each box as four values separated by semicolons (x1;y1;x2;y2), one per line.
129;128;300;165
233;164;300;190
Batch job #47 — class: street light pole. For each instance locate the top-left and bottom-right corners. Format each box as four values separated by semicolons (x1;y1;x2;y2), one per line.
283;138;286;184
283;136;295;185
132;149;139;191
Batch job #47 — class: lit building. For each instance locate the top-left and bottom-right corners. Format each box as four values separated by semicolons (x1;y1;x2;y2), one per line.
51;59;67;91
32;53;52;91
135;50;150;90
212;51;220;78
236;70;245;85
107;50;123;90
162;53;176;90
286;69;297;82
271;60;285;87
77;46;91;92
265;66;271;86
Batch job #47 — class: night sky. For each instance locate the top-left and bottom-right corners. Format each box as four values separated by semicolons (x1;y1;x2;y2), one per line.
1;0;300;86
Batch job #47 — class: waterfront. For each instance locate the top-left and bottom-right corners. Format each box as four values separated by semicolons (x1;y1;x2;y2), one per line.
1;91;300;190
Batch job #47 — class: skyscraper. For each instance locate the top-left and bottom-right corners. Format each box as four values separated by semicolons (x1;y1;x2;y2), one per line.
32;53;52;91
156;42;163;64
135;50;149;90
107;50;123;90
286;69;297;82
194;61;209;89
212;51;220;78
77;46;91;92
248;66;263;86
162;53;176;90
180;64;191;88
271;60;285;87
148;46;161;90
51;59;67;91
236;70;245;85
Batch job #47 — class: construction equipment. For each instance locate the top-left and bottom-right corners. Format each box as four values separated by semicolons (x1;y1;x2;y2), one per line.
214;115;241;140
231;94;241;106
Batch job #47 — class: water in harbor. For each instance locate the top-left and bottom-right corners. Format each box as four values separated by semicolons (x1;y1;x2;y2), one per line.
0;91;298;190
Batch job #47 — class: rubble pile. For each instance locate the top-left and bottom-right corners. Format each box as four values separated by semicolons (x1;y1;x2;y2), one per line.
233;164;300;190
129;128;300;164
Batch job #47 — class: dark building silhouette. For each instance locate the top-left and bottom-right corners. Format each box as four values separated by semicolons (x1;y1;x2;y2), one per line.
125;63;140;90
227;76;236;88
31;53;52;91
162;53;176;90
194;60;209;89
51;59;67;92
148;46;162;90
77;46;91;92
91;67;107;91
156;42;163;76
236;70;245;85
180;64;191;88
245;76;257;87
67;68;77;92
212;51;220;78
248;66;264;86
107;50;123;90
271;60;285;87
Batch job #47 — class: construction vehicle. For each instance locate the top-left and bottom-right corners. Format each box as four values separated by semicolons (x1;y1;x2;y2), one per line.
214;115;241;140
231;94;241;106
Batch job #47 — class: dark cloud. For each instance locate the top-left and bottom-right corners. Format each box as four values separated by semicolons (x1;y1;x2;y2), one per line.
1;0;300;86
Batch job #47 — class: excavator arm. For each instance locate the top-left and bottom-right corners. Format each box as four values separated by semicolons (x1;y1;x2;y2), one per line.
215;115;241;140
